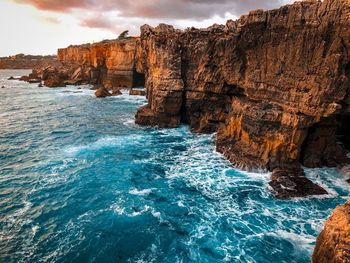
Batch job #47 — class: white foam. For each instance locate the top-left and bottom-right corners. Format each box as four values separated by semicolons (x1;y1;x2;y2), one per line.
129;188;153;196
64;134;145;156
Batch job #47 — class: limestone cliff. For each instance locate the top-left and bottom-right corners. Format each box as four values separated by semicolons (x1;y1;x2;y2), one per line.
312;200;350;263
21;38;144;88
135;0;350;197
57;38;143;89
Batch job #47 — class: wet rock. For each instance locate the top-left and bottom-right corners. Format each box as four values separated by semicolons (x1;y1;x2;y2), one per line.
42;67;66;88
135;105;180;128
269;166;328;199
19;75;29;82
95;86;112;98
1;86;5;89
129;89;146;96
38;83;43;87
112;87;122;96
27;79;41;83
312;200;350;263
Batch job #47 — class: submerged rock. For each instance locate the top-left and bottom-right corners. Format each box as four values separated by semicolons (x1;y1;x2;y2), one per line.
95;86;112;98
269;167;327;199
312;200;350;263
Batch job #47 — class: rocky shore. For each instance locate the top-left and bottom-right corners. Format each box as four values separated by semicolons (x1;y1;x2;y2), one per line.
13;0;350;199
5;0;350;260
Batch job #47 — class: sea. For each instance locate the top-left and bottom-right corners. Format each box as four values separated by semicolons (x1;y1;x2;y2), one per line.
1;69;349;263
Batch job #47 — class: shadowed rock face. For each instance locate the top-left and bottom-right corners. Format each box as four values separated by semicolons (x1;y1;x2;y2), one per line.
312;200;350;263
135;0;350;197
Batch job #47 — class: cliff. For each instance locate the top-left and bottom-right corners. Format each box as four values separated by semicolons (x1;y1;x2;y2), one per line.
0;54;57;69
135;0;350;197
312;200;350;263
57;38;143;88
21;38;144;88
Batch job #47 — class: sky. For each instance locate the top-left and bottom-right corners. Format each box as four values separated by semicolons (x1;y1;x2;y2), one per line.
0;0;294;57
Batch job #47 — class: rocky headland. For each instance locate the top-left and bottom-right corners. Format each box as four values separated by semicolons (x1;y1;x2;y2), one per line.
135;0;350;198
19;38;144;89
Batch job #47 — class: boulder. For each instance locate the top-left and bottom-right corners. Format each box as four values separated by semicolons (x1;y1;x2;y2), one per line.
95;86;112;97
42;67;66;87
112;87;122;96
312;200;350;263
269;166;327;199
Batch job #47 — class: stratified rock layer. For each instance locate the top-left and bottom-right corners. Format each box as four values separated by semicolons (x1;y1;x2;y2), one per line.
57;38;143;89
20;38;144;89
136;0;350;197
312;200;350;263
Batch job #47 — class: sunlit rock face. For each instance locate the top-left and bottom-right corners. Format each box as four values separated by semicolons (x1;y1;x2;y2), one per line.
313;200;350;263
136;0;350;197
57;38;143;89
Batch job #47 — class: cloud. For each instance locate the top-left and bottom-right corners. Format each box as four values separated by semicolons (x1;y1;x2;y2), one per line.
13;0;294;33
14;0;294;19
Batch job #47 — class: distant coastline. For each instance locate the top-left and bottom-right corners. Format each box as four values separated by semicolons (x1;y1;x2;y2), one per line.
0;54;57;70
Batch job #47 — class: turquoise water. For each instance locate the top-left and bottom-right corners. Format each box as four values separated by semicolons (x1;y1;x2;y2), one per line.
0;69;349;263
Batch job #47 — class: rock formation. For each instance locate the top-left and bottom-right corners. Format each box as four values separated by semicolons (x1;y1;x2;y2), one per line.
135;0;350;197
312;200;350;263
57;38;143;89
95;86;112;98
19;38;144;89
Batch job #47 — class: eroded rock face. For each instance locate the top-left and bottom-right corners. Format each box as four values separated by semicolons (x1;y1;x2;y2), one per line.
312;200;350;263
20;38;144;89
57;38;143;89
135;0;350;197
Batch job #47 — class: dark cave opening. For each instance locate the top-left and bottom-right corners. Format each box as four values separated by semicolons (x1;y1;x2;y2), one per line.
132;70;145;88
299;115;350;168
337;114;350;152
